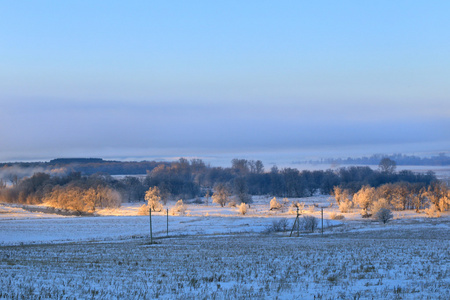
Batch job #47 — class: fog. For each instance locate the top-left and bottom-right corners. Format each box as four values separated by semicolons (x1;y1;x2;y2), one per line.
1;100;448;163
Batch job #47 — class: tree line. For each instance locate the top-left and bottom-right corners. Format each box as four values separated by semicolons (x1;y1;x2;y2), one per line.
334;181;450;216
0;157;443;214
307;153;450;166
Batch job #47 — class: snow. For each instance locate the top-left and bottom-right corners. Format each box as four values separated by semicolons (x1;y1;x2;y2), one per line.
1;196;450;298
0;196;343;246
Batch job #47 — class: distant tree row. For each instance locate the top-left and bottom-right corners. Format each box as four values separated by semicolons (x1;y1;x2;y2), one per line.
307;153;450;166
0;158;441;214
0;159;164;177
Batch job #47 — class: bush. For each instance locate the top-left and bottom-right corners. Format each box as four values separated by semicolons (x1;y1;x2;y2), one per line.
138;204;150;215
264;218;290;233
170;199;186;216
424;204;441;218
239;203;248;215
329;212;345;220
371;198;390;216
338;199;353;213
269;197;282;210
288;201;305;214
374;208;393;224
301;216;318;232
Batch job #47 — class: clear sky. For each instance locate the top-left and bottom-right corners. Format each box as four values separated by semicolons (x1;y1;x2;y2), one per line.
1;1;449;163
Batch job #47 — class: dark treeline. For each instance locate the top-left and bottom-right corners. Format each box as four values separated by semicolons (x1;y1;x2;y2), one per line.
0;159;165;176
304;153;450;166
0;158;438;213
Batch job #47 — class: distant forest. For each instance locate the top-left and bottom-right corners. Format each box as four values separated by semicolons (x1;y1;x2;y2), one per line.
1;154;448;179
303;153;450;166
0;157;440;214
0;158;164;176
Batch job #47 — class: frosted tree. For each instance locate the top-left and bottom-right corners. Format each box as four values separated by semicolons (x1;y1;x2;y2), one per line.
425;182;450;212
371;198;390;216
269;197;282;210
212;183;231;207
334;186;353;213
170;199;186;216
412;188;427;212
353;185;375;215
239;203;248;215
333;186;351;206
145;186;163;212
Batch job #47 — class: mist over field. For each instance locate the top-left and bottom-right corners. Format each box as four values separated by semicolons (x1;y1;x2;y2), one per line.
1;100;449;163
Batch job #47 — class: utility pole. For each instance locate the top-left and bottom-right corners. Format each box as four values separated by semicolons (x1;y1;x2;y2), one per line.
321;207;324;236
290;205;302;237
149;207;153;244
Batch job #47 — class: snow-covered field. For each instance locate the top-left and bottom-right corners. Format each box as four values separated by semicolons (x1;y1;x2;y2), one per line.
1;197;450;299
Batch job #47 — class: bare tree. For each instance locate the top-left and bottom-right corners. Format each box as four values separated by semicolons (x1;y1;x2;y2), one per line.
233;177;252;204
212;183;231;207
302;216;318;232
378;158;396;174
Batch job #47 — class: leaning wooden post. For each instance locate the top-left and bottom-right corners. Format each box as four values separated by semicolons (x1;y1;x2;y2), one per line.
149;207;153;244
166;208;169;237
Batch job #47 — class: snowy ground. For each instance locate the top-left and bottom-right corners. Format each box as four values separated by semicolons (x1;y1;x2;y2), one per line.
0;196;341;246
1;196;450;299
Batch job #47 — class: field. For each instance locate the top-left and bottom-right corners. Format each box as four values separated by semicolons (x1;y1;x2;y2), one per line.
1;197;450;299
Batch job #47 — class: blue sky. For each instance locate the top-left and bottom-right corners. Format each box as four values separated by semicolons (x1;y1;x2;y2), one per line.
1;1;449;163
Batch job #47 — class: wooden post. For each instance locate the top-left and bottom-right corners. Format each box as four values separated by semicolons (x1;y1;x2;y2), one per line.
321;207;324;236
166;208;169;237
297;206;300;237
149;207;153;244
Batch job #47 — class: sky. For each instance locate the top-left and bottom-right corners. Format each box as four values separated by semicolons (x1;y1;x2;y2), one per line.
1;1;449;164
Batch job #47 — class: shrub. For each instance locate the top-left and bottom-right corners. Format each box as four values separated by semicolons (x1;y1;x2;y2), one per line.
264;219;290;233
338;199;353;213
288;201;305;214
170;199;186;216
302;216;319;232
239;203;247;215
138;204;150;216
374;208;393;224
424;204;441;218
329;212;345;220
270;197;282;210
371;198;390;216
